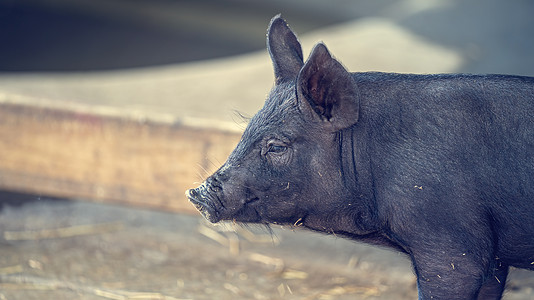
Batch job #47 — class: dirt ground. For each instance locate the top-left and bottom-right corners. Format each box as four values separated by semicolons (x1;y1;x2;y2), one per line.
0;195;533;300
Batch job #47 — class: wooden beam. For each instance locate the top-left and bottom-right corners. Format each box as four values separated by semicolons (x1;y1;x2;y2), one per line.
0;101;241;214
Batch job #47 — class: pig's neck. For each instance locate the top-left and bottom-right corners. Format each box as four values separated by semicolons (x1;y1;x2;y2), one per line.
301;210;403;251
303;112;406;251
302;124;395;245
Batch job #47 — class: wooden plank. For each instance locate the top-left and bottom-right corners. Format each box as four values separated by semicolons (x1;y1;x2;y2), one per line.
0;102;241;213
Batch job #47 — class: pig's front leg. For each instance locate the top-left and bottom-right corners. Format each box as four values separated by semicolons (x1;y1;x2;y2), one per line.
411;247;493;300
476;263;508;300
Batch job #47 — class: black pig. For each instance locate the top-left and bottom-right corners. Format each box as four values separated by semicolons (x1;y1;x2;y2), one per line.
186;15;534;300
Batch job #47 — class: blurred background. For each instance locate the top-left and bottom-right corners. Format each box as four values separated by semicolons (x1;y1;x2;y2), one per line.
1;0;534;299
0;0;534;73
0;0;358;71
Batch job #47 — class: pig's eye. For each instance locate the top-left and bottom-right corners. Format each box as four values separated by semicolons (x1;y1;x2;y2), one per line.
263;139;291;165
263;140;288;156
268;144;287;154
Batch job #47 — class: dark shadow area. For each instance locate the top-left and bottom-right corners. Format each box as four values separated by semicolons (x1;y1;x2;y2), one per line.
0;190;67;212
0;1;358;72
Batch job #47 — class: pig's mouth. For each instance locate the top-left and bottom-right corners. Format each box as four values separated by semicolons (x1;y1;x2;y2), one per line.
186;187;221;223
186;183;265;224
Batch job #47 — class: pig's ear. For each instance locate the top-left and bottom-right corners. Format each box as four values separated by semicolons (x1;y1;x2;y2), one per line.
267;15;304;84
297;43;359;131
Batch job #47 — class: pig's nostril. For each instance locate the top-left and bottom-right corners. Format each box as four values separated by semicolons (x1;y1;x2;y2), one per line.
185;189;196;198
186;189;197;198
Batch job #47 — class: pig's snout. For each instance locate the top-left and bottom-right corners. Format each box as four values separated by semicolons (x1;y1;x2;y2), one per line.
186;182;221;223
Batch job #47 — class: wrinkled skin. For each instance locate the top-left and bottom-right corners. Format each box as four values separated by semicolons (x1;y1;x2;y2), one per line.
187;15;534;300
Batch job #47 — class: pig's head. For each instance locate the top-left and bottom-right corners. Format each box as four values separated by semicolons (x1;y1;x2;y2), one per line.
187;16;373;235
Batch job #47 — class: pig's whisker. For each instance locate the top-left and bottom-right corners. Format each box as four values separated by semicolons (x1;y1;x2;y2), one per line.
195;171;206;181
196;163;211;179
206;158;221;169
232;110;252;129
